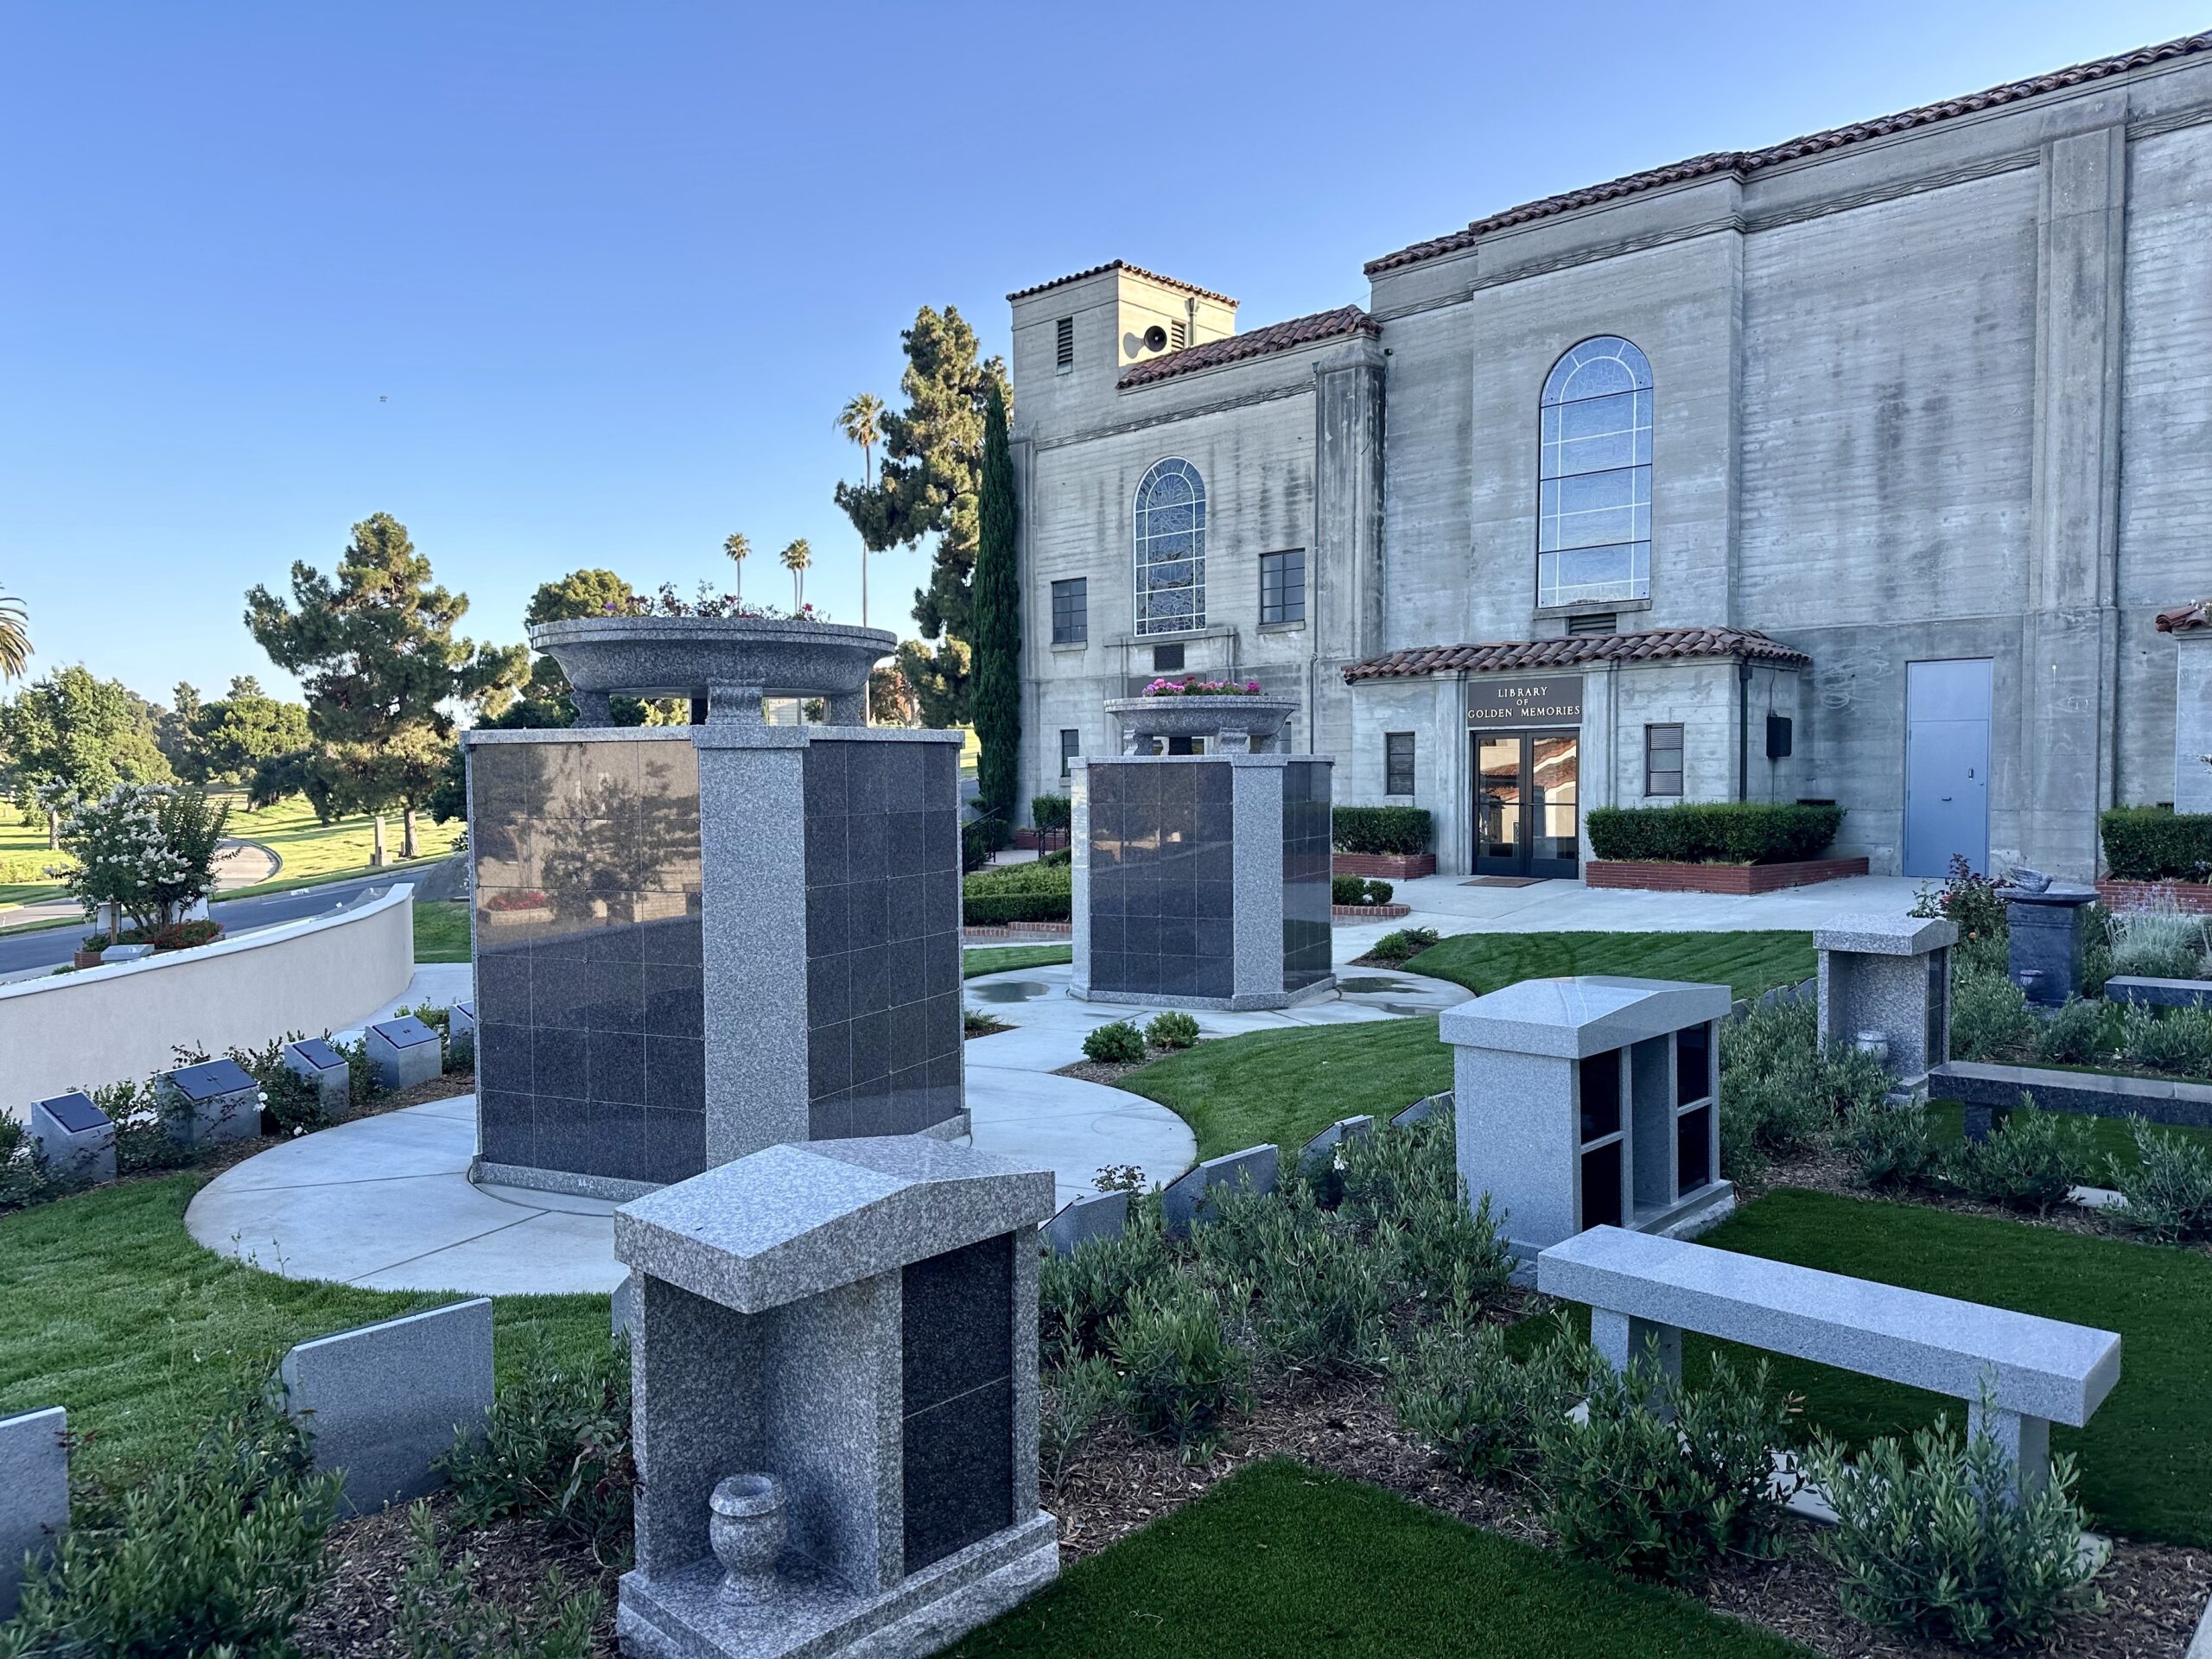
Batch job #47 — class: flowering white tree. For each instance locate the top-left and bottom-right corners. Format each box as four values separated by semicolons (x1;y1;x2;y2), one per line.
55;784;230;936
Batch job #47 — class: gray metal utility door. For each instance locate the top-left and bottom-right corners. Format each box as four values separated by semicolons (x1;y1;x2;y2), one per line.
1904;658;1991;878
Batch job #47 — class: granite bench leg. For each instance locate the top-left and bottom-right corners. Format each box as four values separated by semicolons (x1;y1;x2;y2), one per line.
1966;1399;2051;1500
1590;1309;1682;1387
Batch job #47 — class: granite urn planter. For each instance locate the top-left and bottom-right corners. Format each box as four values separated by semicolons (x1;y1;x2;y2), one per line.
1104;695;1300;754
530;614;898;726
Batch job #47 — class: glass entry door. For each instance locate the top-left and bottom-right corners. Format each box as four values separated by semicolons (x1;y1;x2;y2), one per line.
1472;729;1580;878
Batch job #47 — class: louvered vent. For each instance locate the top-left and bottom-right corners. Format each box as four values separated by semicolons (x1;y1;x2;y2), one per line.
1055;316;1074;370
1169;320;1187;350
1566;612;1618;637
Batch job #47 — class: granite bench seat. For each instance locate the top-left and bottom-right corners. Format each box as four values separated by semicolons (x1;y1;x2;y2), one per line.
1537;1225;2121;1496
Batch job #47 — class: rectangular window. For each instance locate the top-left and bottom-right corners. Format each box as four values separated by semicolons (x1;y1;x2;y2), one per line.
1259;549;1306;626
1384;732;1415;797
1051;577;1087;645
1644;723;1684;797
1059;729;1079;779
1151;642;1185;673
1054;316;1074;371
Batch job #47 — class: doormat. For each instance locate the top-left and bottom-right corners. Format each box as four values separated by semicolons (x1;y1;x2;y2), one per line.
1460;876;1548;888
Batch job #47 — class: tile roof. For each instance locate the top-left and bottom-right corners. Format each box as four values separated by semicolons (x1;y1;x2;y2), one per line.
1116;305;1380;389
2157;599;2211;633
1366;30;2212;276
1006;260;1237;306
1343;626;1811;683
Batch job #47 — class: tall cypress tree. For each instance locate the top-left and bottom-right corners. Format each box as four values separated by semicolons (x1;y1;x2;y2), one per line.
972;384;1020;818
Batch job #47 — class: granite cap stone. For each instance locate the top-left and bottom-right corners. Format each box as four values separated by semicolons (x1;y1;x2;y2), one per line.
1538;1226;2120;1426
1814;912;1959;956
165;1058;256;1102
35;1090;107;1135
287;1038;346;1073
614;1137;1055;1314
370;1015;441;1051
1438;976;1731;1059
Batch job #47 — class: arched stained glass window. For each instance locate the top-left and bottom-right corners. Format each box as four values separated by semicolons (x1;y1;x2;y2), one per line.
1134;458;1205;637
1537;336;1652;607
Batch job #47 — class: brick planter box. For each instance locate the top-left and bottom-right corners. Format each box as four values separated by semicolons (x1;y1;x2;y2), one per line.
1332;903;1412;922
2097;879;2212;914
1332;852;1435;880
962;921;1072;941
1586;856;1870;894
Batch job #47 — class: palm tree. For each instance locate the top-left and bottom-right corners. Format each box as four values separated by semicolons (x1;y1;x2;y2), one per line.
722;531;750;607
836;393;885;625
779;538;812;612
0;582;28;680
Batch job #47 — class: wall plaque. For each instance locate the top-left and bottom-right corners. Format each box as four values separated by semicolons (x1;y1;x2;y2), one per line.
1465;675;1584;726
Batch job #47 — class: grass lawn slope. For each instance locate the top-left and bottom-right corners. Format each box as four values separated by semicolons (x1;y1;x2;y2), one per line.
950;1459;1807;1659
0;1174;607;1480
1407;929;1813;1001
964;943;1072;979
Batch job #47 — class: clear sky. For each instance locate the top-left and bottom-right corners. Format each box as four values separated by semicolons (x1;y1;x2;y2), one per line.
2;1;2202;708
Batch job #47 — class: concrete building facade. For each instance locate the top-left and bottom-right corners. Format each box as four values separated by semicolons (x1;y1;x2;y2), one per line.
1007;33;2212;880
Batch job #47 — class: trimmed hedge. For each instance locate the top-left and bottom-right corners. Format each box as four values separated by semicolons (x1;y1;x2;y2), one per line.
1031;794;1072;832
2101;808;2212;882
963;859;1072;925
1586;803;1845;866
1332;806;1433;856
1332;875;1395;906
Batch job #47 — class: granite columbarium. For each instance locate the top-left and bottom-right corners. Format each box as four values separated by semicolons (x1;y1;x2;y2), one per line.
1816;912;1957;1088
612;1135;1059;1659
467;615;964;1200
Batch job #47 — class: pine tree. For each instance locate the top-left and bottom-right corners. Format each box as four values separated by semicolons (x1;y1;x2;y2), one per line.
245;512;525;861
833;306;1007;726
972;383;1020;819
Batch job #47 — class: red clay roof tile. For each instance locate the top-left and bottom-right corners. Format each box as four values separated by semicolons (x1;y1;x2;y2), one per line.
1116;306;1379;389
1343;626;1810;683
1006;261;1237;307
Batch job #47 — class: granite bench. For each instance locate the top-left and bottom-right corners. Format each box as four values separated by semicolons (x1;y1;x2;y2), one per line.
1537;1225;2121;1497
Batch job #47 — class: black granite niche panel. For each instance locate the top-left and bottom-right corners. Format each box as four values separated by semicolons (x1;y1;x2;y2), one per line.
802;739;963;1140
1281;760;1332;990
900;1232;1015;1573
469;734;706;1186
1084;759;1234;999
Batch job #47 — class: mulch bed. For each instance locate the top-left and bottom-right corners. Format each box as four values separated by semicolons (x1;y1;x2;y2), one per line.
296;1492;621;1658
1046;1370;2211;1659
1348;945;1437;971
1056;1043;1192;1088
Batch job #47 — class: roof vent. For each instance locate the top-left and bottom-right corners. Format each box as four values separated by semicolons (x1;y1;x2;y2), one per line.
1055;317;1074;370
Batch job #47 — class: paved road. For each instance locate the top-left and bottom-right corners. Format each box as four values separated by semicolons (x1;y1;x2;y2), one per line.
0;869;437;980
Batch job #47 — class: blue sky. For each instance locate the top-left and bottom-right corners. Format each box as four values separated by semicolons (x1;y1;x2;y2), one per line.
2;1;2202;707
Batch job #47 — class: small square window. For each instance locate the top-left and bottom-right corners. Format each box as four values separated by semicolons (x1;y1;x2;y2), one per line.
1644;723;1684;797
1052;578;1087;645
1384;732;1415;797
1055;316;1074;371
1059;729;1080;779
1260;550;1306;626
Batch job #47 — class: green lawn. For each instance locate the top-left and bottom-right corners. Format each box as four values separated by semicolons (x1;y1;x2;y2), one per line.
0;792;462;918
951;1459;1807;1659
1405;929;1814;1002
1516;1189;2212;1548
0;1175;608;1481
414;899;472;963
963;943;1072;979
1128;931;1815;1158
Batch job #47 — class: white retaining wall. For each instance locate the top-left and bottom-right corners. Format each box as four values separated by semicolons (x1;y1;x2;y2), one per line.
1;885;416;1110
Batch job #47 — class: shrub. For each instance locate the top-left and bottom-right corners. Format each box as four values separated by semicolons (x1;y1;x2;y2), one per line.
1837;1098;1942;1192
1235;1194;1398;1375
390;1502;599;1659
2118;1005;2212;1079
2106;1118;2212;1243
1389;1313;1589;1480
1909;855;2008;943
1803;1408;2103;1649
1333;1112;1511;1318
1948;964;2037;1062
97;1078;199;1176
964;1007;1008;1037
1585;802;1843;865
2106;895;2209;981
1039;1202;1175;1360
3;1380;341;1658
1948;1103;2098;1214
2036;997;2117;1066
1104;1280;1252;1459
1029;793;1071;833
1364;925;1439;963
1331;874;1395;906
1331;806;1432;856
1145;1010;1199;1050
962;858;1072;925
1081;1019;1146;1065
2099;805;2212;882
1536;1352;1798;1586
1037;1354;1121;1493
1718;1001;1890;1174
438;1338;636;1565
